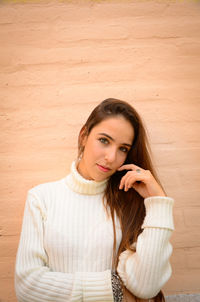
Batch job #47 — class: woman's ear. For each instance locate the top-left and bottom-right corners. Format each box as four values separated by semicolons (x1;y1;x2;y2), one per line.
79;126;87;147
78;126;88;158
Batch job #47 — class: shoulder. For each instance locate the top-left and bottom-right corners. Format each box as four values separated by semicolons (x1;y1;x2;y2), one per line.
28;177;66;200
25;177;68;214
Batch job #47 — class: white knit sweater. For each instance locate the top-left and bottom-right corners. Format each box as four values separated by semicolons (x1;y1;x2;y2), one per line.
15;161;174;302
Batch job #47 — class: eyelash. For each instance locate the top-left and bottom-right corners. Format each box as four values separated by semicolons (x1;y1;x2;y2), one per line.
98;138;129;153
99;137;109;144
120;146;129;153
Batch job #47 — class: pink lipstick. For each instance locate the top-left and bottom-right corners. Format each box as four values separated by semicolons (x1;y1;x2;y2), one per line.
97;164;111;172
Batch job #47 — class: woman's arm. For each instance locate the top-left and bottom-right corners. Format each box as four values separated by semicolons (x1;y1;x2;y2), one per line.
15;191;80;302
15;191;114;302
117;196;174;299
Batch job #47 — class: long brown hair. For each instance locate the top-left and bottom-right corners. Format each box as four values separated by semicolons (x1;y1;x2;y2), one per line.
78;98;165;301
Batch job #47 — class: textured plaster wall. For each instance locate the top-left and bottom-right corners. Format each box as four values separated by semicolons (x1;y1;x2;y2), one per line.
0;1;200;301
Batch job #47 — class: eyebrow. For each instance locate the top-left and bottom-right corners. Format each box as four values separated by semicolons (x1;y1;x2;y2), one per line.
98;132;132;147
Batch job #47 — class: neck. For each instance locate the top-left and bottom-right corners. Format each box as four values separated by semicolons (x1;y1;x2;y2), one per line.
65;160;108;195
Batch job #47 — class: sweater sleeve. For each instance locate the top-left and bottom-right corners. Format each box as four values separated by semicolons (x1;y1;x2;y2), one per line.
15;191;114;302
117;196;174;299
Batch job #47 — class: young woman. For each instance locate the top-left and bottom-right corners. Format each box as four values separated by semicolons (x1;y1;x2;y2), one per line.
15;98;174;302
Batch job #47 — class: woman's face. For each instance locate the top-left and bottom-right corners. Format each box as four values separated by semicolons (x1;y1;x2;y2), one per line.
77;116;134;181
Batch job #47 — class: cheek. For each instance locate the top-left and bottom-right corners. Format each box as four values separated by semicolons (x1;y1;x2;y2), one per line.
85;140;103;158
116;152;127;167
93;141;105;153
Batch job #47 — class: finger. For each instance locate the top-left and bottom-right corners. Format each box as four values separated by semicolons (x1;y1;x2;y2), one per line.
119;175;125;190
124;174;141;191
132;181;141;190
124;176;135;191
120;172;143;191
119;171;133;189
118;164;144;172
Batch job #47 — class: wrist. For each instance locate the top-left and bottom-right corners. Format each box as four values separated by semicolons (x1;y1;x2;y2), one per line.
148;193;167;198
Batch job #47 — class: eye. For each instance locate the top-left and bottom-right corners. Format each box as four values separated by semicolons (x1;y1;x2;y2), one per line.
120;146;129;153
99;137;109;145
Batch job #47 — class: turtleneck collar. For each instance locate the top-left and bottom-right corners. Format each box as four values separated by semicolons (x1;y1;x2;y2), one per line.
65;160;108;195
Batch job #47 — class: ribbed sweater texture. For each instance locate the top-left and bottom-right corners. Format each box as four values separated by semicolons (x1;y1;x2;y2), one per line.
15;161;174;302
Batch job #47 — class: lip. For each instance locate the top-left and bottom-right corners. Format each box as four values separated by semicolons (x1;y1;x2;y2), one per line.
97;164;111;172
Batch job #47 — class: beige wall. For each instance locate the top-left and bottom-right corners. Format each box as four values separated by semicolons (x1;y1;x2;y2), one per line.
0;0;200;301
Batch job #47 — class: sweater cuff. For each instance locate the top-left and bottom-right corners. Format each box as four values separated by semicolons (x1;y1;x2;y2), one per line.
142;196;174;231
80;270;114;301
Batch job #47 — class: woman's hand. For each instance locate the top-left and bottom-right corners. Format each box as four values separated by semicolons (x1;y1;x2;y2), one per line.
118;164;166;199
122;286;137;302
122;286;155;302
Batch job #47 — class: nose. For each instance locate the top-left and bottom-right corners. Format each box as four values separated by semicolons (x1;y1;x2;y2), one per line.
104;146;117;163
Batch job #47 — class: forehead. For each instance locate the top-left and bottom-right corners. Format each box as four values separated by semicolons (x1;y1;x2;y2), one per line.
91;116;134;143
